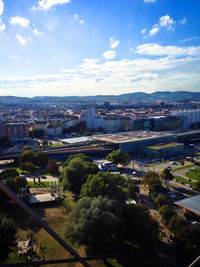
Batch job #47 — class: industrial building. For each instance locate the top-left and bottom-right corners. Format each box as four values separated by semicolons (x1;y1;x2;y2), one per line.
92;130;184;160
175;195;200;216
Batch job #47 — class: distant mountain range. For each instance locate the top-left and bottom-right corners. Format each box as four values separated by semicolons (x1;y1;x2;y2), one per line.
0;91;200;103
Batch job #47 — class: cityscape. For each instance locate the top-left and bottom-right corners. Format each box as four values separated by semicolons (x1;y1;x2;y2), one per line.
0;0;200;267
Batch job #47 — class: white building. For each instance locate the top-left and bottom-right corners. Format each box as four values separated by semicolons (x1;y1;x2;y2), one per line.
171;109;200;128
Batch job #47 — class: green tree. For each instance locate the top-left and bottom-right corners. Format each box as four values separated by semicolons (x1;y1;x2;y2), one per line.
160;168;174;181
63;153;93;168
122;204;159;250
0;168;19;180
159;205;176;225
47;160;59;175
168;216;187;234
80;172;126;201
180;160;184;166
0;213;17;260
177;225;200;247
107;149;130;167
65;196;159;256
33;152;48;168
18;151;34;163
126;183;140;199
60;158;87;195
22;145;32;151
19;161;36;173
142;171;162;193
154;195;168;208
65;196;122;255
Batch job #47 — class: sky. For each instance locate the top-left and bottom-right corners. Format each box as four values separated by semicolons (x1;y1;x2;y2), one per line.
0;0;200;97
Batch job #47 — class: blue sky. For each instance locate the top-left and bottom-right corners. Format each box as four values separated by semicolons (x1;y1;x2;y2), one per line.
0;0;199;97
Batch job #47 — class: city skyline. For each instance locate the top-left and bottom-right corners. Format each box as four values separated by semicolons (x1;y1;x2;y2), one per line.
0;0;200;97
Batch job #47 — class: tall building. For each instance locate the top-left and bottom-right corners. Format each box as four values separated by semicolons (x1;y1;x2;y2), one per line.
86;107;95;129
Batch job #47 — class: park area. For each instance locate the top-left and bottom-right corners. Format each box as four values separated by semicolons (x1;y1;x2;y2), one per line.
5;201;118;267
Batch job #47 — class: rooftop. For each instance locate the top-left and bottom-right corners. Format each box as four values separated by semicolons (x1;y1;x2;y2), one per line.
174;194;200;216
92;130;174;144
60;136;92;144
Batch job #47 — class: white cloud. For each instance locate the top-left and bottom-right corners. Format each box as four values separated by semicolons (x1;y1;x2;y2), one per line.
180;37;199;43
16;34;27;45
9;16;30;27
149;24;160;36
73;14;79;21
0;18;5;31
32;0;71;11
103;50;116;60
144;0;156;2
159;15;175;31
135;43;200;57
110;37;120;48
141;28;146;35
0;0;3;16
73;14;85;24
130;72;158;81
33;28;44;35
0;52;200;96
179;17;187;25
148;14;175;36
8;56;17;60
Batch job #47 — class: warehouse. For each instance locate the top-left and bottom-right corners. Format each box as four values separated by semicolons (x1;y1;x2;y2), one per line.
92;130;184;159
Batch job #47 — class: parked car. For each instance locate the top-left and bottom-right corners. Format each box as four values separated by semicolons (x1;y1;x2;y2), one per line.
171;161;177;165
132;171;136;177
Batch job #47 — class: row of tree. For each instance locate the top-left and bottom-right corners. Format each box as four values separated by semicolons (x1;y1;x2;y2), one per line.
143;170;200;247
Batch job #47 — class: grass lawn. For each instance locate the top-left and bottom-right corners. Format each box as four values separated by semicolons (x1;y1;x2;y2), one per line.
15;168;30;174
4;203;127;267
174;164;194;171
48;144;62;148
148;161;170;167
185;168;200;181
174;176;195;186
28;181;51;188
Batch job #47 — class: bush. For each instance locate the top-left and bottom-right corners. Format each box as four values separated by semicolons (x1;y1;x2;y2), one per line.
126;183;140;199
154;195;168;208
159;205;176;225
19;162;36;173
47;160;59;175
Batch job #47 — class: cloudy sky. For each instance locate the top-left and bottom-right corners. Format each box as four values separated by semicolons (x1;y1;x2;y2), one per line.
0;0;199;97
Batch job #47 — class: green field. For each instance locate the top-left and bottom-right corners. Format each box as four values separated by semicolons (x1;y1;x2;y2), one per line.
148;161;170;167
174;164;194;171
174;176;195;186
185;168;200;181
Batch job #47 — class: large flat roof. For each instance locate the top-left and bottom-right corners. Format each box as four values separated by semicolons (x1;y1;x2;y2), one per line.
174;195;200;216
60;136;92;144
92;131;174;144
